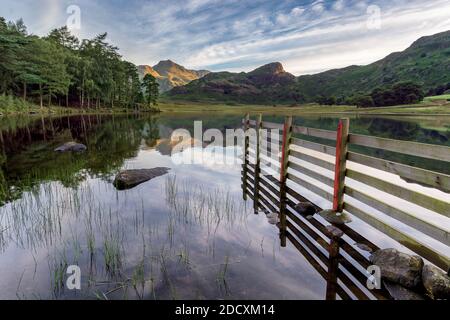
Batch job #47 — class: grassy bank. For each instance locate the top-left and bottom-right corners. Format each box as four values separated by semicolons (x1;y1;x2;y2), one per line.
158;100;450;116
2;96;450;117
0;95;160;116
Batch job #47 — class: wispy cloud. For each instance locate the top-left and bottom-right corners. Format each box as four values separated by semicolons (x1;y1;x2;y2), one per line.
1;0;449;75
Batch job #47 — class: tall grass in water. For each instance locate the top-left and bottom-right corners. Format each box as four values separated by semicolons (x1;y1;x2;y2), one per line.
1;170;253;300
164;174;248;230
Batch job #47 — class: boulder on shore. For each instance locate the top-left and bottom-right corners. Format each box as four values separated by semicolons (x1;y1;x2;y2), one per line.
54;142;87;153
114;168;170;190
370;248;423;289
422;264;450;300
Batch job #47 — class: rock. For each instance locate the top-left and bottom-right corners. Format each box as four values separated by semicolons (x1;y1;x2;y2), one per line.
422;264;450;299
355;243;374;253
266;212;279;225
318;209;352;225
294;202;316;216
326;225;344;239
54;141;87;153
370;248;424;289
114;168;170;190
383;281;426;300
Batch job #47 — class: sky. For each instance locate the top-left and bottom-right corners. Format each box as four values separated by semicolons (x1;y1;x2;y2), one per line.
1;0;450;75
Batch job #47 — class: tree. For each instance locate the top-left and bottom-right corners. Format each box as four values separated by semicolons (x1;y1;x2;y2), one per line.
352;95;375;108
141;74;159;108
316;95;336;105
0;18;143;111
369;82;424;107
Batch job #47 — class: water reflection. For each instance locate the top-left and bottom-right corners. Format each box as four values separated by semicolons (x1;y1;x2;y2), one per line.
0;113;448;300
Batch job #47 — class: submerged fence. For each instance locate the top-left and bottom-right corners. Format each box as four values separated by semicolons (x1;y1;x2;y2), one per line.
241;114;450;277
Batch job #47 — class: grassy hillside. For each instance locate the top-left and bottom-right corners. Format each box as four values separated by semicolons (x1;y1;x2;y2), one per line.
165;62;299;104
296;30;450;101
165;30;450;104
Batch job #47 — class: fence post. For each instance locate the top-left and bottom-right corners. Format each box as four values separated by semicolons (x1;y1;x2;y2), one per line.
332;118;350;213
242;113;250;200
253;114;262;213
279;116;293;247
326;235;341;300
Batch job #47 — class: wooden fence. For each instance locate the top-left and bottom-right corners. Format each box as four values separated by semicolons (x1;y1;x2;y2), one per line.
241;114;450;275
243;166;391;300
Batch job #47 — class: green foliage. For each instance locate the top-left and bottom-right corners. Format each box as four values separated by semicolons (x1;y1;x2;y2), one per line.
0;94;31;111
350;95;375;108
0;18;143;110
141;74;159;107
295;31;450;103
316;95;336;105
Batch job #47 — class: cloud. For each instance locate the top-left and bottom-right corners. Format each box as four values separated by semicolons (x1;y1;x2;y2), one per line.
1;0;449;75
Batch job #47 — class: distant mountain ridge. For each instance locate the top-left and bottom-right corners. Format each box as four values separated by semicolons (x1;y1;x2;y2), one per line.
165;30;450;104
166;62;299;103
295;30;450;102
138;60;210;92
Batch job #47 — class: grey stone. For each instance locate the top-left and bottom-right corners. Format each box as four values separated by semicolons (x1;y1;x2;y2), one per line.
266;212;279;225
422;264;450;300
54;141;87;153
326;225;344;239
383;281;426;300
294;202;316;216
114;168;170;190
355;243;374;253
318;209;352;225
370;248;424;289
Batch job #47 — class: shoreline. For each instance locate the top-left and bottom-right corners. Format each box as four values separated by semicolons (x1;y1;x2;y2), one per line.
1;101;450;117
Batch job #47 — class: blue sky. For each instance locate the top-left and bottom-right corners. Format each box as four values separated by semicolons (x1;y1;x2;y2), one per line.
1;0;450;75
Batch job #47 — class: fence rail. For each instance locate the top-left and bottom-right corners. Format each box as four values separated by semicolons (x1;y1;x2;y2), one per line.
242;165;390;300
242;115;450;273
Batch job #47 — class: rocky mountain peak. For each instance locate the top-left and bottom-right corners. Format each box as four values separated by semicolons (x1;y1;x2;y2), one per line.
249;62;286;75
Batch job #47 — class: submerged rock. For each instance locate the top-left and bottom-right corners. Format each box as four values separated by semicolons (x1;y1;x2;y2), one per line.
370;248;424;289
294;202;316;216
114;168;170;190
383;281;426;300
318;209;352;225
422;264;450;299
355;243;374;253
326;225;344;239
54;141;87;153
266;212;279;225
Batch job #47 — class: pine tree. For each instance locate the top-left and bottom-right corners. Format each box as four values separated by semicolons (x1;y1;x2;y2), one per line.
141;74;159;108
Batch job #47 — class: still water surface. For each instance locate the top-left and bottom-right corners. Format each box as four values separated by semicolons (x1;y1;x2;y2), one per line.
0;113;449;299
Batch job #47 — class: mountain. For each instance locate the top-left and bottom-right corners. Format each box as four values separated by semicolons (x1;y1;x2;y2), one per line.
295;30;450;102
137;65;160;78
138;60;210;93
166;62;298;104
165;30;450;104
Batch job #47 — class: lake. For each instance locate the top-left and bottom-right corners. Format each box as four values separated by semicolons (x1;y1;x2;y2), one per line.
0;112;449;300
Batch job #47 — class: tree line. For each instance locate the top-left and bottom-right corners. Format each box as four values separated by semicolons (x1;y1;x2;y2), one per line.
316;81;426;108
0;18;159;110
